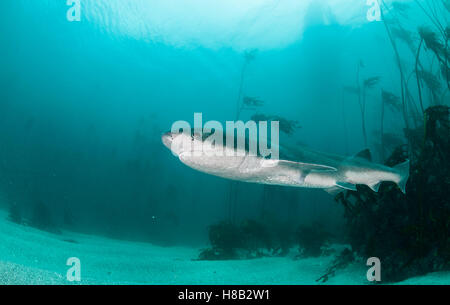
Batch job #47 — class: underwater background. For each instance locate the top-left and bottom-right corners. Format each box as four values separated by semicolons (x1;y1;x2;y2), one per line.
0;0;448;284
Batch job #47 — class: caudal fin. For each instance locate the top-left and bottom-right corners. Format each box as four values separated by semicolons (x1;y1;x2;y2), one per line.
394;160;410;194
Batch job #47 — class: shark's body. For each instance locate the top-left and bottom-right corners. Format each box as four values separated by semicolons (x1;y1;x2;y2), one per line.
162;132;410;194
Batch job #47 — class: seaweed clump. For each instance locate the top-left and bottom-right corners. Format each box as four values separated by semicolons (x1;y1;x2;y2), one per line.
198;219;295;260
336;106;450;282
198;219;334;260
198;221;244;260
316;248;355;283
251;114;301;135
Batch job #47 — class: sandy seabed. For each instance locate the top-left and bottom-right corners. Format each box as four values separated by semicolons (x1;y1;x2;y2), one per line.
0;210;448;285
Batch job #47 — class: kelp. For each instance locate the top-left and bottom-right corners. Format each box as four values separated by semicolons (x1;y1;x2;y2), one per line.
197;219;291;260
362;75;380;147
198;221;244;260
418;26;448;88
391;1;411;16
242;96;264;108
335;106;450;282
445;0;450;13
198;219;332;261
347;59;380;147
316;249;355;283
378;0;410;129
251;114;301;136
235;49;258;121
380;90;402;160
391;26;416;54
367;0;449;148
415;6;450;90
417;69;442;102
228;50;259;224
382;90;401;112
419;27;446;59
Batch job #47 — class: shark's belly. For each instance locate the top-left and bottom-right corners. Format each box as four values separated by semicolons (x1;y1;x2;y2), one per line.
179;154;281;183
243;167;337;188
302;172;337;188
179;153;246;179
180;153;337;189
242;165;300;186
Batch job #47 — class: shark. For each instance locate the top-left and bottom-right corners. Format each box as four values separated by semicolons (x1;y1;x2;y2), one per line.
161;131;410;194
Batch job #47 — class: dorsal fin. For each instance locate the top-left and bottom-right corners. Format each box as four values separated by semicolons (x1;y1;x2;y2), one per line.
354;149;372;161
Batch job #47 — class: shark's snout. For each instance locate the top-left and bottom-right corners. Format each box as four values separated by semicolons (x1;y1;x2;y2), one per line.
161;132;173;150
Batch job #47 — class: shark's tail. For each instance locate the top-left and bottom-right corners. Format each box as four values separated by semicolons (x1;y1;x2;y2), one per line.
394;160;410;194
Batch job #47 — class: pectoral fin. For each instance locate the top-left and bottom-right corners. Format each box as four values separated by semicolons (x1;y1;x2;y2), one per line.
368;182;381;192
277;160;336;184
335;182;357;191
324;187;345;195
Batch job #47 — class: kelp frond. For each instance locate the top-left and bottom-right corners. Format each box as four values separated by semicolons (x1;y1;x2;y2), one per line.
443;0;450;13
417;69;442;93
364;76;381;89
251;114;301;135
242;96;264;107
382;90;402;112
392;26;416;53
391;1;411;14
418;27;445;60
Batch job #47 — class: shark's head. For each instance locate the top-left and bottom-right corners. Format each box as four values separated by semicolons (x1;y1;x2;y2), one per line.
162;130;245;176
161;131;175;150
162;131;203;157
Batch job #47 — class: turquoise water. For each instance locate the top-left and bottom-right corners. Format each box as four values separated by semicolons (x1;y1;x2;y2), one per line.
0;0;449;284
